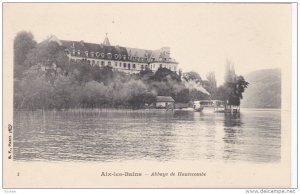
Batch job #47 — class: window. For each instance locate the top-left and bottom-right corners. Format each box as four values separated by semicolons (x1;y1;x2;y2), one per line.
141;65;144;70
64;49;70;55
133;64;136;68
123;63;127;68
92;60;95;65
128;63;131;69
85;51;89;57
115;62;118;67
107;53;112;59
77;50;81;56
108;61;111;66
160;64;162;68
101;61;105;66
91;52;94;57
72;50;76;55
119;63;122;67
96;61;99;65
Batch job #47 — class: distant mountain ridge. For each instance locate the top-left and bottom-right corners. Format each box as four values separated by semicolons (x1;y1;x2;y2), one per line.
241;68;281;108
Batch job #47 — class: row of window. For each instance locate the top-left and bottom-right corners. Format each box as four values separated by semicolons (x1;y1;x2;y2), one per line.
67;49;171;62
70;58;176;71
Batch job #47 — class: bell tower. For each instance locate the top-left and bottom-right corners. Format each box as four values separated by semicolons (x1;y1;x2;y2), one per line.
103;33;111;46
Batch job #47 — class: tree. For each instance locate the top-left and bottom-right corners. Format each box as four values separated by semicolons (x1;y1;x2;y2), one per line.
224;59;236;82
214;60;249;107
14;31;37;78
139;68;154;82
228;75;249;106
216;75;249;107
15;65;54;110
203;71;217;99
52;75;76;109
152;67;181;82
14;31;37;66
80;81;108;108
24;41;69;68
173;88;191;103
182;71;202;83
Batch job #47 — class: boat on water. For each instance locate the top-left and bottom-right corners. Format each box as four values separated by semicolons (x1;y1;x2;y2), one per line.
194;107;204;112
192;101;204;112
193;100;226;113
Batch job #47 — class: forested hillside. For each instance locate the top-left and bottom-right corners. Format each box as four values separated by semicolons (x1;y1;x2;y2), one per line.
241;69;281;108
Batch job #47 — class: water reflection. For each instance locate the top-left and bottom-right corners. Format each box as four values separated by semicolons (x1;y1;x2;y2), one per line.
13;109;281;163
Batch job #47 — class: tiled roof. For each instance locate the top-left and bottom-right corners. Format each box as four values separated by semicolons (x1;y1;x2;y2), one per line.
61;40;128;60
46;35;178;63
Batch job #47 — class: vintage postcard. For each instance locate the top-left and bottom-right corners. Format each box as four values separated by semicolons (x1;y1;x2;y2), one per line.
2;3;296;189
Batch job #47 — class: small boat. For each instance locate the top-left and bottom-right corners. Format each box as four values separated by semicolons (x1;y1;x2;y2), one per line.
214;109;225;113
192;101;204;112
194;107;204;112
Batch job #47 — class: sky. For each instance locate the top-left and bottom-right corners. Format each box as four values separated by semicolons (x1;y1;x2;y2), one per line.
5;3;292;85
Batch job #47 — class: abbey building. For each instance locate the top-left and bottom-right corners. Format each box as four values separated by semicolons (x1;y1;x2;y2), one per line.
48;35;179;74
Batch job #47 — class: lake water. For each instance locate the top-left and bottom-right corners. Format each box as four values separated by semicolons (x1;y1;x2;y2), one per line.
13;109;281;163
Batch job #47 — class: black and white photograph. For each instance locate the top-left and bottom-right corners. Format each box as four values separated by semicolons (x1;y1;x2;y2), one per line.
2;2;297;190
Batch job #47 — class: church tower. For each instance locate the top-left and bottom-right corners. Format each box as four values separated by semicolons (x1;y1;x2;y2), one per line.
103;33;111;46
